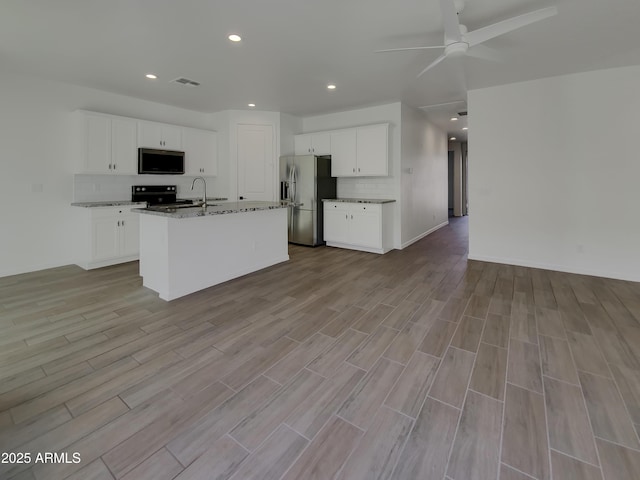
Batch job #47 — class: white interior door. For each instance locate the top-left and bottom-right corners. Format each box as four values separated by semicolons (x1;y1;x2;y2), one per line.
237;124;274;201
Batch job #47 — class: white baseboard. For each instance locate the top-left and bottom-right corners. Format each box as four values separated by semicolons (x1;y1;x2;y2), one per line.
467;253;640;283
400;221;449;249
0;259;76;279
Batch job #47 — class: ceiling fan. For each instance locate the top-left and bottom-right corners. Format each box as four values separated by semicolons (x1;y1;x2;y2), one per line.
376;0;558;78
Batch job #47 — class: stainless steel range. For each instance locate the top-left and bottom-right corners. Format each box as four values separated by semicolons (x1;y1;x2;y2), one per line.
131;185;193;206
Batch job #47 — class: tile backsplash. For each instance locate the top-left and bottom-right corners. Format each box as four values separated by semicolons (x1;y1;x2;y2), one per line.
73;174;213;202
74;174;398;203
337;176;397;200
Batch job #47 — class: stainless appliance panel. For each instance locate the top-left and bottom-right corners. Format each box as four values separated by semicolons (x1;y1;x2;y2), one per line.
279;155;336;247
290;207;315;245
293;155;316;212
138;148;185;175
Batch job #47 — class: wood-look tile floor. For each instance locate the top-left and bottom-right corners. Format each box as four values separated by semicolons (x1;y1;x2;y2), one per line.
2;217;640;479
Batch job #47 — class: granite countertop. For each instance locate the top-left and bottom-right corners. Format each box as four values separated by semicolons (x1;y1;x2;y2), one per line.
322;198;396;204
71;201;147;207
71;198;227;208
133;201;287;218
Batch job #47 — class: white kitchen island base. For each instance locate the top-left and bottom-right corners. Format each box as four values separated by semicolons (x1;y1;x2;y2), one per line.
138;205;288;301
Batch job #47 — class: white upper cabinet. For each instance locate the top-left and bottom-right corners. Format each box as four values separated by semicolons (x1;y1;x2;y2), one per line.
356;124;388;176
183;127;218;176
330;129;357;176
300;123;389;177
78;111;137;174
294;132;331;156
137;121;182;150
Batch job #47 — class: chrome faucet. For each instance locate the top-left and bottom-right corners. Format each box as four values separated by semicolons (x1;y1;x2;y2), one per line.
191;177;207;206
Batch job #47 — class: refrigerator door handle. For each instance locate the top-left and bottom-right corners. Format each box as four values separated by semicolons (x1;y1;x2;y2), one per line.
291;165;297;204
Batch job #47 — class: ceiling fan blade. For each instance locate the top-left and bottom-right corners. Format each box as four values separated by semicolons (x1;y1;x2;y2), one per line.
466;44;504;62
466;6;558;46
417;53;448;78
440;0;462;43
374;45;446;53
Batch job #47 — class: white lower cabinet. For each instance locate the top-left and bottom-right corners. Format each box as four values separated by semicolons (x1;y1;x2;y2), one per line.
323;201;394;254
75;205;144;270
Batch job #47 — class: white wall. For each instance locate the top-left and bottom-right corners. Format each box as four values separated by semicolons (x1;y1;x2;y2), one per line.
280;113;302;157
303;103;403;247
0;72;211;277
468;65;640;281
401;105;448;247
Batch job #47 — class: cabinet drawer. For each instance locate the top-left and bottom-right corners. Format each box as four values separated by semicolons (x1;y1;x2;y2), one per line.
324;202;348;211
90;205;142;219
350;204;381;214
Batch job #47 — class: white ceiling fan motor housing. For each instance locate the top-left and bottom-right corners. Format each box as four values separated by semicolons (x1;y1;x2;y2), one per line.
445;24;469;57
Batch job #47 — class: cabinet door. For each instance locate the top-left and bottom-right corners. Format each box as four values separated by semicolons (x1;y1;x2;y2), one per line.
183;128;217;175
161;124;182;150
294;134;313;155
330;129;357;177
138;122;163;148
84;113;111;173
324;203;350;244
349;207;382;248
356;124;389;176
91;217;119;261
111;117;138;174
311;133;331;155
120;213;140;257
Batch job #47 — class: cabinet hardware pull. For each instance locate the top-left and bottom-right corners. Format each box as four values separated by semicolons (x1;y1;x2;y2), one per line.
351;215;353;219
113;164;116;170
358;168;360;172
353;168;355;173
122;220;125;226
345;214;348;220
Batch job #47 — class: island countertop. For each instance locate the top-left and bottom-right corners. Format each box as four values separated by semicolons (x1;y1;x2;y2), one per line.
322;198;396;204
133;201;287;218
71;197;227;208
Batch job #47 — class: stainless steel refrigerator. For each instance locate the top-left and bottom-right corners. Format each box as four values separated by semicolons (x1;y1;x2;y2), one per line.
279;155;337;246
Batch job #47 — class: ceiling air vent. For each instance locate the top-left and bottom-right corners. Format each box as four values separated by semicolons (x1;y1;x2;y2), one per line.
171;77;201;87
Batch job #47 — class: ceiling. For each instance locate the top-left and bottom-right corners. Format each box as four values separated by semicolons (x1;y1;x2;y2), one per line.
2;0;640;140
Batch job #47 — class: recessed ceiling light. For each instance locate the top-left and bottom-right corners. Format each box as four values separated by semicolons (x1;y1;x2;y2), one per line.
248;103;256;107
462;127;468;131
228;34;242;42
327;84;336;90
450;137;457;141
145;74;157;79
450;117;458;121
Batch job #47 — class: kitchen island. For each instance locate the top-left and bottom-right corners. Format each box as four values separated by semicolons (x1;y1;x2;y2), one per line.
133;201;288;301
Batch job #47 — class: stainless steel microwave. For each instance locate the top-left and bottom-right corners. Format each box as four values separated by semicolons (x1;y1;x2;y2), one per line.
138;148;185;175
